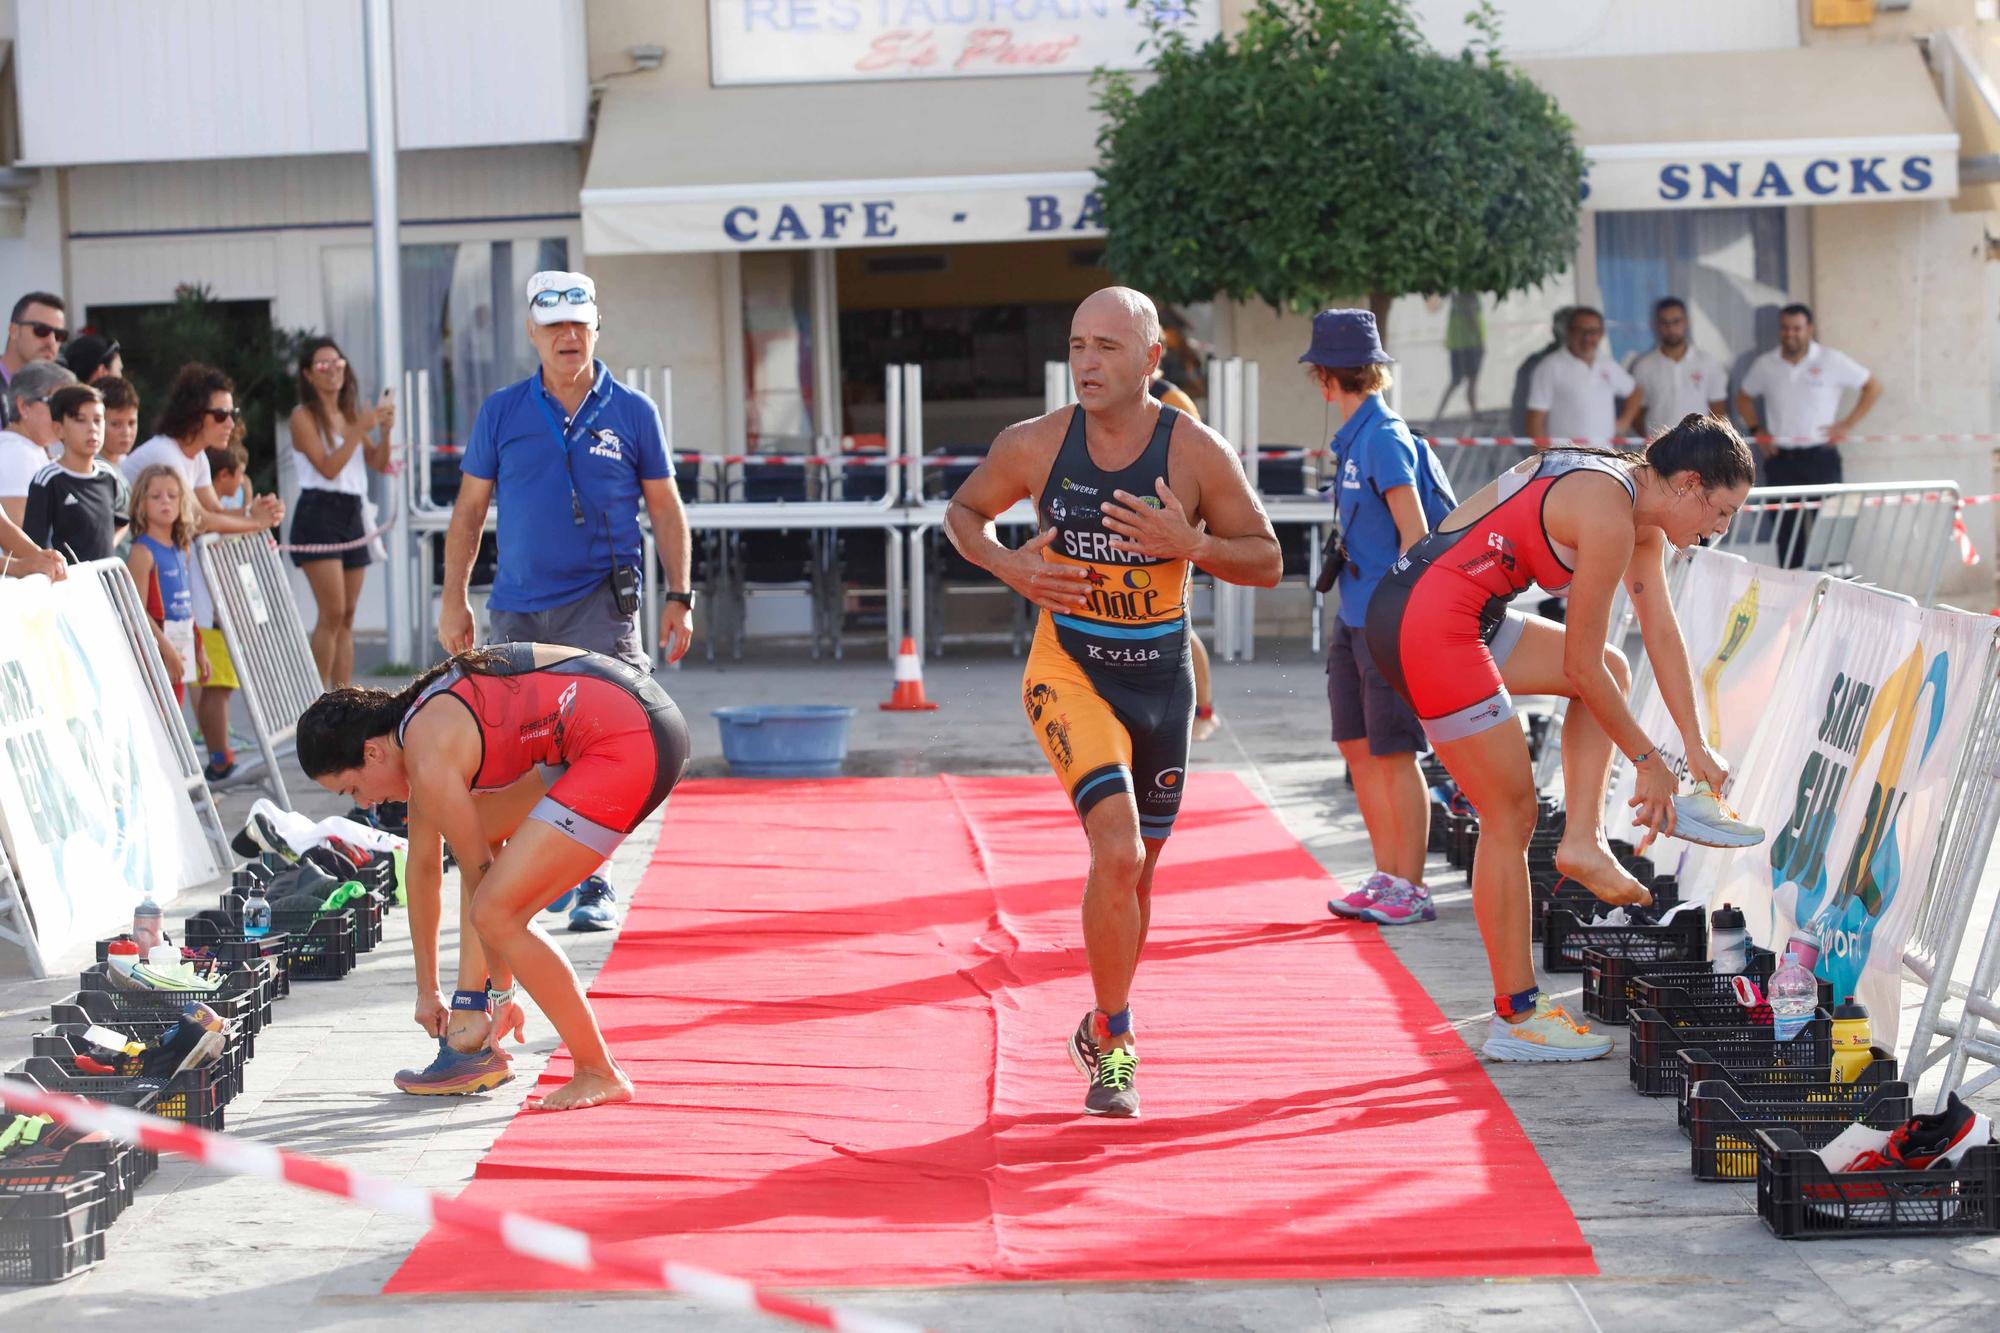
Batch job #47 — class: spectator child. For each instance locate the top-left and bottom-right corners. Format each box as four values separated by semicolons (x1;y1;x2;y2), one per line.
125;464;205;702
22;384;125;561
98;376;140;467
205;443;250;512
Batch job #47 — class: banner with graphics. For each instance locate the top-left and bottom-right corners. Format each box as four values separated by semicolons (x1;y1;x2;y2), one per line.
0;573;214;972
1605;550;1823;847
1707;581;1996;1041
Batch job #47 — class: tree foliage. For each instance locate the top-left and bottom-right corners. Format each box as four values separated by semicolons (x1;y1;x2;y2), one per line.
1094;0;1583;327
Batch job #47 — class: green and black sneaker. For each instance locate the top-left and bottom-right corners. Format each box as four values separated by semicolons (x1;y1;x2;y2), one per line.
1085;1048;1140;1118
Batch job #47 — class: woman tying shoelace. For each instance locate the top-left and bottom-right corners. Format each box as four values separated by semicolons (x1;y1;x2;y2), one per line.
295;643;689;1111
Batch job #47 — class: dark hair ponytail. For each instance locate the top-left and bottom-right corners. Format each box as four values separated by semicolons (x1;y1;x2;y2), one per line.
1645;413;1755;492
296;648;509;777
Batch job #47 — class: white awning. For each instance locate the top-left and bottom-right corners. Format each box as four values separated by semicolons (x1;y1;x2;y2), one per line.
1521;43;1959;211
582;76;1105;255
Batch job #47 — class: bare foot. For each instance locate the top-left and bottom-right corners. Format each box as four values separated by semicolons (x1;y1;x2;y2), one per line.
527;1067;635;1113
1554;837;1653;908
1192;712;1221;742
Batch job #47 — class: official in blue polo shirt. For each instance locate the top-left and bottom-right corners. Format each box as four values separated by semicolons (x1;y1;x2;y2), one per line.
1302;309;1439;928
432;269;693;956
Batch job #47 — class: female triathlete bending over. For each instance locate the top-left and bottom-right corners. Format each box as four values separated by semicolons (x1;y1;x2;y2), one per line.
297;643;689;1110
1365;414;1755;1062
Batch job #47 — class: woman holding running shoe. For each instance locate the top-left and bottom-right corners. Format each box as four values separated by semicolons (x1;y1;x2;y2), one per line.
1365;414;1759;1063
297;643;689;1111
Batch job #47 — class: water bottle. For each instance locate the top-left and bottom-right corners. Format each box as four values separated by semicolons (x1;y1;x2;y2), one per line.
1769;948;1818;1042
132;895;164;953
1710;904;1749;974
243;881;273;939
1830;997;1873;1084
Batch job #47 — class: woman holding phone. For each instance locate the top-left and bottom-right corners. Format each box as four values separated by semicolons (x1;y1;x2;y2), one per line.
288;337;396;688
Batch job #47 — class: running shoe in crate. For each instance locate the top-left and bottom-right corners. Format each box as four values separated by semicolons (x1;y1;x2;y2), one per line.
181;911;292;1000
1543;903;1705;974
1674;1045;1898;1134
50;991;253;1066
0;1172;106;1285
1755;1097;2000;1238
1627;1007;1830;1097
1688;1080;1912;1181
78;964;257;1034
9;1056;228;1132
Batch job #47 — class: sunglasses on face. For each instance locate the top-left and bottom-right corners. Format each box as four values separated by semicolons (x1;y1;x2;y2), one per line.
204;407;242;424
311;356;346;372
15;321;67;343
531;288;593;310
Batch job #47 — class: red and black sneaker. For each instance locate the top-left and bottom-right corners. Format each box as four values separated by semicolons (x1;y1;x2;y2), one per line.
1806;1094;1992;1221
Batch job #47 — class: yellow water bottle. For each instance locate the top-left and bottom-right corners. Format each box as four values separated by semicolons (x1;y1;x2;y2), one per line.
1830;997;1872;1084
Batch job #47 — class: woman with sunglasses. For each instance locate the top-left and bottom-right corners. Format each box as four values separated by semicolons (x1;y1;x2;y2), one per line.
120;364;286;781
288;337;395;688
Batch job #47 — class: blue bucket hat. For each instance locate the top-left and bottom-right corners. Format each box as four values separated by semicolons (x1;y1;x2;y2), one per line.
1298;308;1395;368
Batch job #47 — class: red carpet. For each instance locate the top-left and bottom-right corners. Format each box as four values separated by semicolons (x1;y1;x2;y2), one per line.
387;774;1593;1291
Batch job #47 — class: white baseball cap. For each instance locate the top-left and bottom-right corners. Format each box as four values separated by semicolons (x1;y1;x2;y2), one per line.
526;270;599;328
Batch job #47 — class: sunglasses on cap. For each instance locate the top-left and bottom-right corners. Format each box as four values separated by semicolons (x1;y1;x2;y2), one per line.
203;407;243;424
531;287;593;310
13;320;67;343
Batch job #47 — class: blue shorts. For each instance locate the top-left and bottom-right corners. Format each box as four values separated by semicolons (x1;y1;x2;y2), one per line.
1326;621;1425;757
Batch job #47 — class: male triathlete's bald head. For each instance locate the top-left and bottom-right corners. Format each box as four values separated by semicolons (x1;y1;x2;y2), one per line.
1069;286;1164;413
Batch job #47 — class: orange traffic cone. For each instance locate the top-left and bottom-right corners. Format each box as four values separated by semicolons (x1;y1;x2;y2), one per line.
880;636;939;711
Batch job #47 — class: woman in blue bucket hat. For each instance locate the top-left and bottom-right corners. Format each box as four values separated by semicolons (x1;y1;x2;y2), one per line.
1305;310;1445;931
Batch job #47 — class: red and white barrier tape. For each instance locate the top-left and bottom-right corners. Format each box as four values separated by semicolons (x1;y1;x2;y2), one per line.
1414;433;2000;448
0;1080;925;1333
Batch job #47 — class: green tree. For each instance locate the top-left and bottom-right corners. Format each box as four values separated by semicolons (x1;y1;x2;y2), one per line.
1093;0;1582;333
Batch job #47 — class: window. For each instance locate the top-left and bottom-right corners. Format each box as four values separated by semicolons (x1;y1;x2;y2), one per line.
741;251;817;450
1595;207;1791;380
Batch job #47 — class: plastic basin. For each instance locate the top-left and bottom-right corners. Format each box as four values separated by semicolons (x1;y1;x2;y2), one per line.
712;705;855;778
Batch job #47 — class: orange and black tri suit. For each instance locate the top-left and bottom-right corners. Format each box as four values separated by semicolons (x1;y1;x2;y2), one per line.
1023;405;1194;839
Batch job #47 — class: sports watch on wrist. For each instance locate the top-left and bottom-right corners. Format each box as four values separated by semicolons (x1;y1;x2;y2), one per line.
663;590;696;609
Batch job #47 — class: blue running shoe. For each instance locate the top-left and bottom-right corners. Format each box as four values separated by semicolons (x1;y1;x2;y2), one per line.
568;875;617;932
394;1038;513;1096
542;886;577;915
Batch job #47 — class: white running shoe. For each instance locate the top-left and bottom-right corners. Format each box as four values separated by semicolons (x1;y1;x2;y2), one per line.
1482;997;1615;1063
1671;782;1765;849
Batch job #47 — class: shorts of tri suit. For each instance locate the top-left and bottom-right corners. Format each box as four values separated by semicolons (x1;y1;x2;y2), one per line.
1023;615;1194;841
1364;570;1531;744
287;489;372;570
527;653;691;857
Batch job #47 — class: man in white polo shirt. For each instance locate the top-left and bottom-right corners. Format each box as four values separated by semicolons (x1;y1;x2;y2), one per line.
1629;297;1728;435
1523;305;1641;448
1735;303;1881;567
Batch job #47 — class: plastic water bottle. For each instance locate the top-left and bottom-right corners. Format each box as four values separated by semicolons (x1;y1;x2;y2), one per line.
132;895;164;953
1769;948;1818;1042
243;881;273;939
1710;904;1749;974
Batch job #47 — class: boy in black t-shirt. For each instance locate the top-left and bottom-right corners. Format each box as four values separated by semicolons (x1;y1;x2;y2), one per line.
22;384;126;562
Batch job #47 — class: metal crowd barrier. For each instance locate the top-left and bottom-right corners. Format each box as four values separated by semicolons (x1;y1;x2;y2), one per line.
1717;480;1959;604
1902;622;2000;1104
86;559;232;869
197;533;325;807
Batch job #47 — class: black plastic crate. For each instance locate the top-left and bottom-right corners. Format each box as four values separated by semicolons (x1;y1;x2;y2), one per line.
1674;1045;1899;1133
1534;873;1676;945
0;1135;137;1225
9;1056;227;1132
33;1021;247;1102
272;908;357;981
76;966;255;1033
1688;1080;1912;1181
0;1173;106;1284
1583;948;1777;1027
48;991;253;1066
1544;906;1705;973
1628;1007;1831;1097
180;911;292;1000
1631;975;1833;1031
1755;1130;2000;1238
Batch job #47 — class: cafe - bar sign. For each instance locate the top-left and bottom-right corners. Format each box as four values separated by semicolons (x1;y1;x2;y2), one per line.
709;1;1219;86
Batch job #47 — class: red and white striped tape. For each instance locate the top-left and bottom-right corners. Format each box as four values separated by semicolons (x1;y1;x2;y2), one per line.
1416;432;2000;448
0;1079;926;1333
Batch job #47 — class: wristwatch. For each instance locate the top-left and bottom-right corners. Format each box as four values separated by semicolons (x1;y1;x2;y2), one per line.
663;590;696;609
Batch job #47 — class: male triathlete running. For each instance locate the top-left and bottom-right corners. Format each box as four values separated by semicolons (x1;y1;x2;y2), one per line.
945;287;1280;1116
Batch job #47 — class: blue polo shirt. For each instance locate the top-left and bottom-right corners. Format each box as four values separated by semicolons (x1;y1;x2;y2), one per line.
461;360;673;613
1330;394;1420;629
